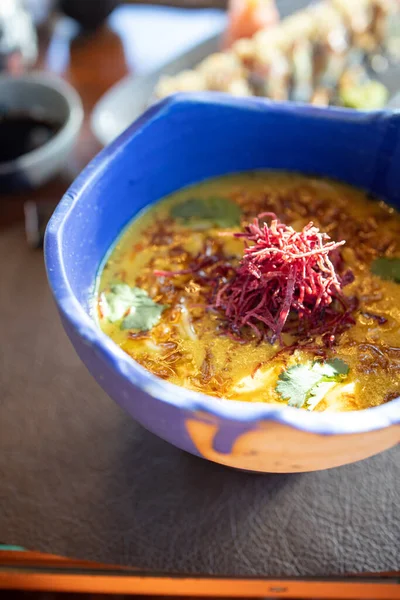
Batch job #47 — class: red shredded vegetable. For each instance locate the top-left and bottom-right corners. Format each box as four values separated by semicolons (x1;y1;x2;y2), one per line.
154;213;356;343
215;213;353;341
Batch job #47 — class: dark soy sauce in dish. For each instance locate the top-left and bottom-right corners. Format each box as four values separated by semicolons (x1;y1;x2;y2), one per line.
0;112;62;163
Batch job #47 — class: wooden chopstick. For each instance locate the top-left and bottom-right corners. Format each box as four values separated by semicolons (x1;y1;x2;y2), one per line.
0;551;398;598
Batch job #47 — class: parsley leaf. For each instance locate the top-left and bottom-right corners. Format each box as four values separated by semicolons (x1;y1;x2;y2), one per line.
276;359;349;409
171;196;241;228
103;283;166;331
371;257;400;283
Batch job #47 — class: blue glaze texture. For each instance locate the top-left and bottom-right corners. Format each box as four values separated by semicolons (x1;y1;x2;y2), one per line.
45;94;400;470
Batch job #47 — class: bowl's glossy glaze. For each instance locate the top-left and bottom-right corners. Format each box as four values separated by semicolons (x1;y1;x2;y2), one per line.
45;94;400;472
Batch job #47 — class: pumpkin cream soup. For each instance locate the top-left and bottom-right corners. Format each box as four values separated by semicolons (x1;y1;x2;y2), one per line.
95;172;400;412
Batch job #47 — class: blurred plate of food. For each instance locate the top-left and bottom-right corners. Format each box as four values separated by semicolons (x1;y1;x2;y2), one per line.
91;31;222;147
91;0;400;147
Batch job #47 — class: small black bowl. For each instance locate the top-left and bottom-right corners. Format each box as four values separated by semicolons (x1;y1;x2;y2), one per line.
0;72;83;193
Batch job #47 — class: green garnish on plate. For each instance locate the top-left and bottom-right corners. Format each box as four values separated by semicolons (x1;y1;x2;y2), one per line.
340;80;388;110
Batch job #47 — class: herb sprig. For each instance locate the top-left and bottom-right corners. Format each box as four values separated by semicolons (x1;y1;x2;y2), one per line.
102;283;166;331
171;196;241;229
371;257;400;283
276;358;349;410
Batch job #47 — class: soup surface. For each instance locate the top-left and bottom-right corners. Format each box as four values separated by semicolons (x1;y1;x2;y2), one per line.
96;172;400;412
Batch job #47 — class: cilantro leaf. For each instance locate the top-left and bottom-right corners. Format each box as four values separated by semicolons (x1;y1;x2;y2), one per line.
276;363;324;408
171;196;241;228
310;358;349;379
121;301;165;331
371;257;400;283
103;283;166;331
102;283;146;322
306;381;336;411
276;359;349;409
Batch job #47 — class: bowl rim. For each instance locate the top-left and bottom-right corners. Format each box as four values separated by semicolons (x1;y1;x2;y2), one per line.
0;71;84;175
45;92;400;436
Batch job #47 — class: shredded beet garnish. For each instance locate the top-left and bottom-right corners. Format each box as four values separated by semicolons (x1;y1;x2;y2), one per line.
215;214;354;342
153;213;356;344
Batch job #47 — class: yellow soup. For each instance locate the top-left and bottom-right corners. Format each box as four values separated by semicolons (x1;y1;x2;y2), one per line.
96;172;400;412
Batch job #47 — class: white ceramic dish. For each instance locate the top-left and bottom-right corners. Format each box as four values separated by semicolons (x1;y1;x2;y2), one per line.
91;33;221;147
91;0;317;146
92;51;400;148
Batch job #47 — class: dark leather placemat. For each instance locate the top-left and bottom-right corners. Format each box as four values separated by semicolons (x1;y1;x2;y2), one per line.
1;226;399;576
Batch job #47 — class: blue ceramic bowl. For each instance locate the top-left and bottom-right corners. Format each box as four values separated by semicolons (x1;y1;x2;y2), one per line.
45;94;400;473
